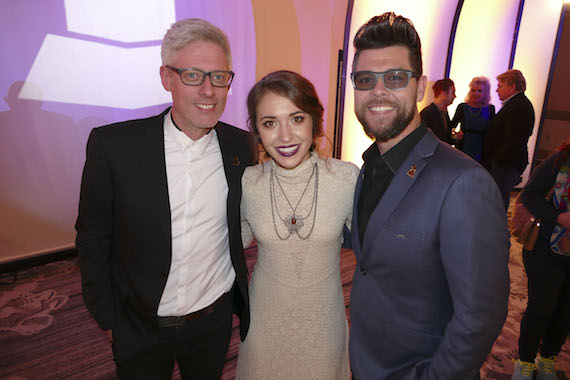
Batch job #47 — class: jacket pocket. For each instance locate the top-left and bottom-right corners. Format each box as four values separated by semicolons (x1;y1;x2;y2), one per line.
384;320;443;357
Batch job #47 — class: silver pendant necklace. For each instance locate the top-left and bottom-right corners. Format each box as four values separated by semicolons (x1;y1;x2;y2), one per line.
468;105;482;117
269;162;318;240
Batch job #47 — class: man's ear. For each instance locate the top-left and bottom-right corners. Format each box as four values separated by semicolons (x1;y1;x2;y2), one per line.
416;75;427;102
160;66;172;92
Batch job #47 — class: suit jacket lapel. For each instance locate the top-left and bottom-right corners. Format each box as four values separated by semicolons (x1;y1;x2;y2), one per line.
215;123;248;232
351;167;366;257
216;123;243;193
141;109;172;244
360;130;439;263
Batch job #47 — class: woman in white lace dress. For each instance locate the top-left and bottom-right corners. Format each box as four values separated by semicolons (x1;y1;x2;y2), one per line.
235;71;359;380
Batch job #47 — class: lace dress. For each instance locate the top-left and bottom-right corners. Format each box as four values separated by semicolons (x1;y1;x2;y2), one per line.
235;153;359;380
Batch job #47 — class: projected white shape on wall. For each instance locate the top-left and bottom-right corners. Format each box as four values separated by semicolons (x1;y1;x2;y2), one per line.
21;34;170;109
64;0;175;42
19;0;176;108
2;0;256;261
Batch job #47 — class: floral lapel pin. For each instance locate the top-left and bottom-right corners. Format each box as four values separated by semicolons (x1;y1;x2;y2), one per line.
232;155;241;166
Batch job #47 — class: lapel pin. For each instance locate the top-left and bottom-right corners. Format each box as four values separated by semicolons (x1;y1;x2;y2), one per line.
232;155;240;166
406;164;417;178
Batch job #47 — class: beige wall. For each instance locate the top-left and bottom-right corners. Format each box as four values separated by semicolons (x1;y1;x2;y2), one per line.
251;0;350;157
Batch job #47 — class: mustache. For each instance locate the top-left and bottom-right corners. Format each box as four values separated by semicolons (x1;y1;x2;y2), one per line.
363;100;398;108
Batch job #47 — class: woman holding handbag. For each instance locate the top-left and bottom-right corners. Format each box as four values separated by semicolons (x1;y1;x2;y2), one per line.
512;140;570;380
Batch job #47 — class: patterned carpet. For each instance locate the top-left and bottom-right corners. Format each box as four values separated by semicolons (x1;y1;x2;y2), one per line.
0;242;568;379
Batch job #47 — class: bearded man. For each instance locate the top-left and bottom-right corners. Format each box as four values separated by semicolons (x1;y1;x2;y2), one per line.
347;12;511;380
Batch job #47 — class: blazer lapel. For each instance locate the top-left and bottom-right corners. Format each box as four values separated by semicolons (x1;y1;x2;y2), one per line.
141;109;172;244
215;123;243;193
352;167;366;258
215;123;248;232
360;130;439;263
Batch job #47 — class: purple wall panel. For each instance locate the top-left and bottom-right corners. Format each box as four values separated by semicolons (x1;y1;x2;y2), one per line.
0;0;256;260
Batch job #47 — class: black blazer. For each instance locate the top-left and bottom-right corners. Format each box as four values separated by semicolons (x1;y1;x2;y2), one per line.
483;92;535;172
75;108;255;363
420;102;452;144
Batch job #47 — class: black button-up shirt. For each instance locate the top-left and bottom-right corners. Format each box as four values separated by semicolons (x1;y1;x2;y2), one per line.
357;124;427;244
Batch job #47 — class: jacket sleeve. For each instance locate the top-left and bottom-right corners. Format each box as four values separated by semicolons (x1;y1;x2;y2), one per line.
421;168;510;380
75;128;116;331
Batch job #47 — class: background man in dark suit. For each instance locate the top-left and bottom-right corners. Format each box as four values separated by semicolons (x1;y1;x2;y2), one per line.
420;78;456;144
348;12;510;379
484;69;535;210
75;18;254;379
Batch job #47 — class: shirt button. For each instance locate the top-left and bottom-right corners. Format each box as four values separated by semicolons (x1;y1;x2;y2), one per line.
360;267;367;275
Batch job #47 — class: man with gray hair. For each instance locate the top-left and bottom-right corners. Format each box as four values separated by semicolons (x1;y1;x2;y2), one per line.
76;18;254;379
484;69;535;210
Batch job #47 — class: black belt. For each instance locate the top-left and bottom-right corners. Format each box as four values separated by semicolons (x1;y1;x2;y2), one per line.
157;291;230;328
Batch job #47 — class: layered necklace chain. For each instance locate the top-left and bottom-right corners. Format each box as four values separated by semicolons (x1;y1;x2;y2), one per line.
269;162;318;240
468;106;482;117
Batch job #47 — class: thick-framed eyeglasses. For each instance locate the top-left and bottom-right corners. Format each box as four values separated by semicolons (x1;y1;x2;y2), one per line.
166;66;234;87
351;70;419;91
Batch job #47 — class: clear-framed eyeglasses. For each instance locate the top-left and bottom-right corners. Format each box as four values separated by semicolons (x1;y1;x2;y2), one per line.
166;66;234;87
351;70;419;91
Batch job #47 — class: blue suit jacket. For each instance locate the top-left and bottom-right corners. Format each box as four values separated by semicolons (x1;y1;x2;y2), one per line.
349;129;510;380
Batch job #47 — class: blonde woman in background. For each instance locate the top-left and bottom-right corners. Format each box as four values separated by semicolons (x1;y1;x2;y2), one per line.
451;76;495;162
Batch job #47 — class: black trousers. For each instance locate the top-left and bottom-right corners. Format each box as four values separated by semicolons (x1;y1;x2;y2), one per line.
116;292;233;380
518;235;570;361
488;164;521;211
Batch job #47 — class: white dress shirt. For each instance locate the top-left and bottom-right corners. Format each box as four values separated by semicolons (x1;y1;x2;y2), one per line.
158;112;235;317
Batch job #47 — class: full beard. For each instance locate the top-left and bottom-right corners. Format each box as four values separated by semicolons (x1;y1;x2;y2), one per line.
356;100;415;142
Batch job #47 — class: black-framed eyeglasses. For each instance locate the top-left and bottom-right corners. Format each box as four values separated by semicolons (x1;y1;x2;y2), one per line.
351;70;419;90
166;66;234;87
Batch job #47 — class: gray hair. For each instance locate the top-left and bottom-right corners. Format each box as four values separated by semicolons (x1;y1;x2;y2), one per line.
161;18;232;69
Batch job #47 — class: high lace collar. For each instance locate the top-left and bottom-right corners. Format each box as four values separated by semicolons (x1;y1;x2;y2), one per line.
269;151;318;181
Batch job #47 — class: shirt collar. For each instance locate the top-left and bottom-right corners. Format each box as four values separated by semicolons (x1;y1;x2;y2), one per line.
502;91;522;106
362;124;427;174
164;110;215;157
